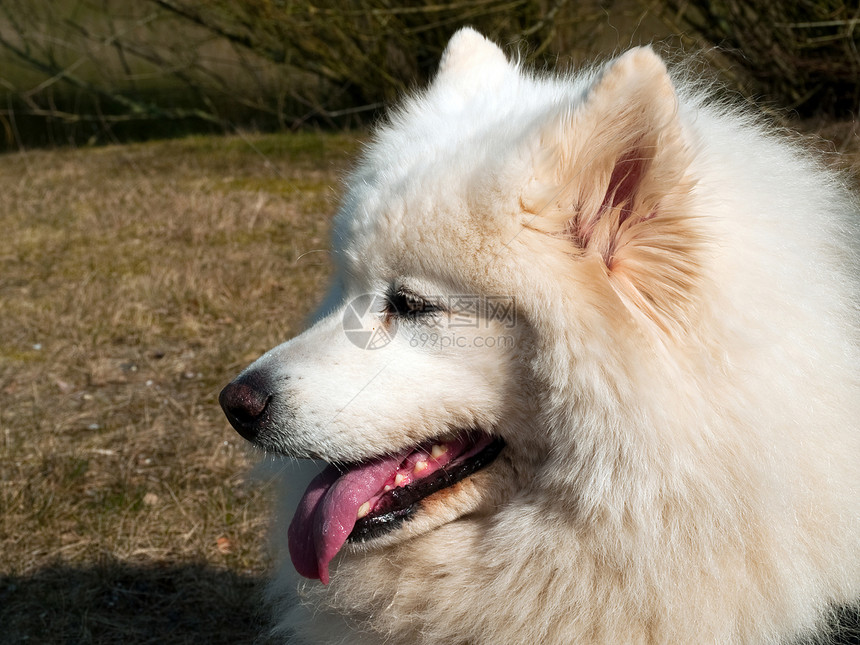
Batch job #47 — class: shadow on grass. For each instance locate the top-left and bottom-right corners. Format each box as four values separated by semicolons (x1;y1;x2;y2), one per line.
0;559;279;645
1;559;856;645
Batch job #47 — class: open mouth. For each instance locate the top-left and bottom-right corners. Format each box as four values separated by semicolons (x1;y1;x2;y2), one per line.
287;431;504;584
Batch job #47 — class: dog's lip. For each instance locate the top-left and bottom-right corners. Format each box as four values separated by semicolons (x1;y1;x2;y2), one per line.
287;431;504;584
348;434;505;543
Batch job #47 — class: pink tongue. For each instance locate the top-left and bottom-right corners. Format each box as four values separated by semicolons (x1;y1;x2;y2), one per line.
287;449;409;584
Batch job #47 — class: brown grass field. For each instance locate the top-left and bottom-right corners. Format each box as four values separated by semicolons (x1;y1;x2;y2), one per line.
0;132;358;644
0;123;857;644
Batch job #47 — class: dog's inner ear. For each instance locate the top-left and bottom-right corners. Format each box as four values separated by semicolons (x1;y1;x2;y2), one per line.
569;142;656;265
522;47;703;333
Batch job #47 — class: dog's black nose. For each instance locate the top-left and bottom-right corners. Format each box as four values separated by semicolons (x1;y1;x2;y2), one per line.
219;379;271;441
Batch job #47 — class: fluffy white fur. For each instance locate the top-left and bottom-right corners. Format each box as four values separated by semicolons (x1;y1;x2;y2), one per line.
245;29;860;644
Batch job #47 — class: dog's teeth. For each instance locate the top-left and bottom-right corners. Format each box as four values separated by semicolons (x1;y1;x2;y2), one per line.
414;460;428;474
383;485;393;492
394;473;407;486
431;444;447;459
357;502;371;519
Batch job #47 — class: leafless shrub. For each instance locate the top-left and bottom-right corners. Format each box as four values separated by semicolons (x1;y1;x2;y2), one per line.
0;1;856;145
651;0;860;115
0;0;614;145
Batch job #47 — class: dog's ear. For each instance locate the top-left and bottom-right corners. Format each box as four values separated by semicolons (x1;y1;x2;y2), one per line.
522;47;702;333
433;28;510;92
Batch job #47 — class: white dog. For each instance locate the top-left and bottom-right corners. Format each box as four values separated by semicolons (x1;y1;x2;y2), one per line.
221;28;860;644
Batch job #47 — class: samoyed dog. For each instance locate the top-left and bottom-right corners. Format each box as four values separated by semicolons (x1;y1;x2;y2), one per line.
220;28;860;644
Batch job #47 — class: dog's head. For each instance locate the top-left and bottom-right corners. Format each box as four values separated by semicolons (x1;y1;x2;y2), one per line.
220;29;701;584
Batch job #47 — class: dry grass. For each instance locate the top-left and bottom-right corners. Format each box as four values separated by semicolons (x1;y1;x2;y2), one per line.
0;120;857;644
0;131;357;643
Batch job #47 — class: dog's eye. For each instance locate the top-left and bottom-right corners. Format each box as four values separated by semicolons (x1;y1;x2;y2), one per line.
385;289;440;319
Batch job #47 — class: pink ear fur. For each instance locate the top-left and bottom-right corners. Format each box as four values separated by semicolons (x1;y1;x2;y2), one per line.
522;47;703;333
